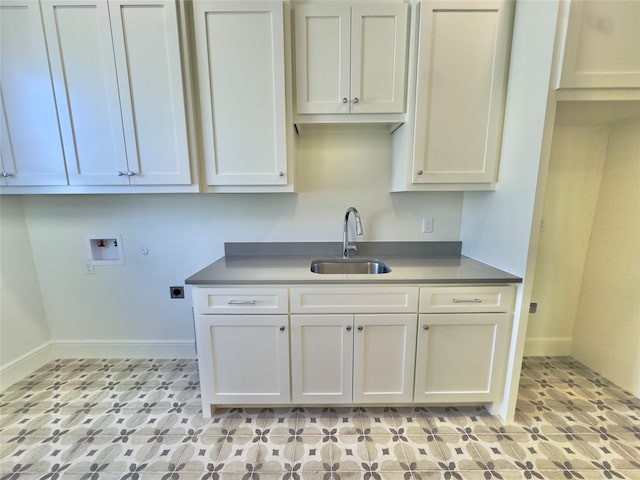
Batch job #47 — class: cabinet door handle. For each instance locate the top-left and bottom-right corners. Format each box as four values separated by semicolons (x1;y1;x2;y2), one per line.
357;325;364;331
278;171;285;177
423;324;430;331
452;298;482;304
342;97;348;104
127;170;137;176
1;171;14;177
227;299;257;305
117;170;126;176
346;325;352;332
353;97;359;103
279;326;286;332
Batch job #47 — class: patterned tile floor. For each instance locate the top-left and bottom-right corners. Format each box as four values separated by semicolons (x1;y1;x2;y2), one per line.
1;356;639;479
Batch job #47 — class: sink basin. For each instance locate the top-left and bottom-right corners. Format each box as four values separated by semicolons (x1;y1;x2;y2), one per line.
310;258;391;275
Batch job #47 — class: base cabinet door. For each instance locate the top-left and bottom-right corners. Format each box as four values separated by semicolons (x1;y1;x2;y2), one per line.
290;313;416;404
414;313;509;403
290;314;353;403
353;314;417;403
196;314;290;406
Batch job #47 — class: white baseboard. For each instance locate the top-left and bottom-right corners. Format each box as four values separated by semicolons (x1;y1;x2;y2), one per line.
0;341;54;391
50;340;197;359
1;340;197;390
524;336;573;356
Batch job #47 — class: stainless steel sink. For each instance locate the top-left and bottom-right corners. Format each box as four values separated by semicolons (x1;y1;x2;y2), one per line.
310;258;391;275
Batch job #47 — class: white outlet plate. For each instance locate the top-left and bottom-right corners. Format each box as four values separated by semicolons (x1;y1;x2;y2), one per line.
85;260;95;275
422;217;434;233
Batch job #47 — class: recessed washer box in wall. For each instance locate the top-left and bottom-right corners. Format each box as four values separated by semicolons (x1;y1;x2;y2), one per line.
87;235;124;266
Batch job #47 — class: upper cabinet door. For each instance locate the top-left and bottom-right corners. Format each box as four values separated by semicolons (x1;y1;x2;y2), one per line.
412;0;512;184
558;0;640;89
0;1;67;186
41;0;129;186
294;2;408;116
294;4;352;114
350;3;408;114
108;0;191;185
193;0;289;188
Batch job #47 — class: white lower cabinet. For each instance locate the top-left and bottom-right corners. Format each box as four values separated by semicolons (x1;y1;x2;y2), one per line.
414;285;515;403
290;313;417;404
196;314;290;415
352;314;417;403
290;314;353;403
193;287;290;416
414;313;510;403
193;284;514;414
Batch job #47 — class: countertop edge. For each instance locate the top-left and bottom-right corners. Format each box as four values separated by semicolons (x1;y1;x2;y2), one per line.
187;277;523;286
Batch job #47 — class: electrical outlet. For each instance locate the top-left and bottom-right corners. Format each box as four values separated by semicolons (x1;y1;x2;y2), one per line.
170;286;184;299
422;217;434;233
529;302;538;314
85;260;95;275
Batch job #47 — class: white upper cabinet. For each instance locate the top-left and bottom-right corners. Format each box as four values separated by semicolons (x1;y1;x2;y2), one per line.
43;0;127;186
558;0;640;89
109;0;191;185
0;1;67;186
192;0;293;191
294;2;408;119
41;0;191;187
410;0;513;185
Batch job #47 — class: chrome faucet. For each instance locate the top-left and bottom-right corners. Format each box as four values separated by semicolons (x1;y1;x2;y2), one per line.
342;207;363;258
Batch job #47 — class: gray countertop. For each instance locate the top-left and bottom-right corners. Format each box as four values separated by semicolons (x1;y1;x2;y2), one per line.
185;242;522;285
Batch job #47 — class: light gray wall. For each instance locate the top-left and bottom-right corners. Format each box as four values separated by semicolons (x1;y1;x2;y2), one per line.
571;119;640;397
19;127;463;350
527;124;609;355
0;196;51;385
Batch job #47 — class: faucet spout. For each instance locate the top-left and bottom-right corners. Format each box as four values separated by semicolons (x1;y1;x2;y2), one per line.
342;207;364;258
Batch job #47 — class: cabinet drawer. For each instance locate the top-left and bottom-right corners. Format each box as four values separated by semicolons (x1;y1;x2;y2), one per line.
290;286;418;313
419;286;515;313
195;288;288;314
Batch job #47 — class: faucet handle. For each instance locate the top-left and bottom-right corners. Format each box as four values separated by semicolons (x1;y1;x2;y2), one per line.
343;243;358;258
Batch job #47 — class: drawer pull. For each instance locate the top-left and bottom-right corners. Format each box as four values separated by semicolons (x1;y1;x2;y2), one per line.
346;326;352;332
357;325;364;331
423;324;429;331
227;299;257;305
279;326;286;332
452;298;482;304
